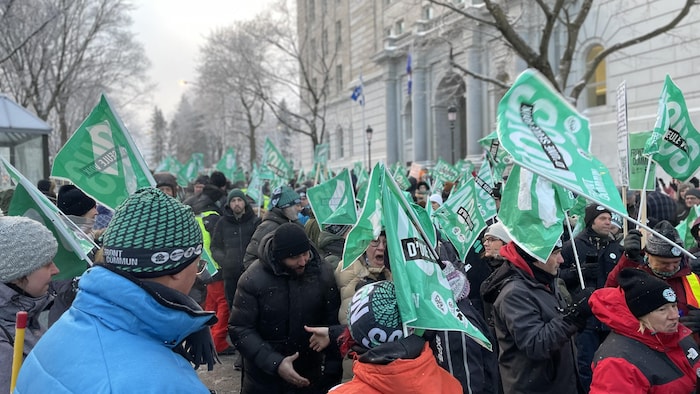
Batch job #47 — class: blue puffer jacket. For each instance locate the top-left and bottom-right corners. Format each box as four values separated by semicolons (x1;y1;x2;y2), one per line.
14;266;214;393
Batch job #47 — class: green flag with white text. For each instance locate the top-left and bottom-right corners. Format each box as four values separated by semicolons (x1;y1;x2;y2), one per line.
342;164;384;268
643;75;700;181
479;131;511;182
382;168;491;350
307;168;357;226
433;176;488;261
473;159;498;221
4;156;94;279
51;94;155;209
497;69;625;216
263;138;294;181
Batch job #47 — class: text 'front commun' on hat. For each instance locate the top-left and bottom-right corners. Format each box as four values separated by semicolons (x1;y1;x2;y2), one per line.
645;220;683;257
273;223;310;260
270;186;301;209
57;184;96;217
100;188;203;278
0;216;58;282
618;268;677;318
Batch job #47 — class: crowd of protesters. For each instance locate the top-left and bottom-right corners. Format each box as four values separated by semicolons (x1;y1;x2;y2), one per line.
2;167;700;394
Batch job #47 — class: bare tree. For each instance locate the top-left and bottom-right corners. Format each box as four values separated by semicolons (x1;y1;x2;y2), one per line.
196;23;269;170
250;0;337;148
0;0;151;147
170;96;208;165
428;0;696;103
0;0;64;65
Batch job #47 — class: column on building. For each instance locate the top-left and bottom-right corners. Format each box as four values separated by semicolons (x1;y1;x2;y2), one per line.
384;58;400;165
466;26;483;157
411;51;429;162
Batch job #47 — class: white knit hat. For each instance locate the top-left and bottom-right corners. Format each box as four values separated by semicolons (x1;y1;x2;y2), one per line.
429;194;443;206
0;216;57;282
485;222;512;243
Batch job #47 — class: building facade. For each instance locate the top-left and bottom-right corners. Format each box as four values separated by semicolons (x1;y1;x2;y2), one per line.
294;0;700;181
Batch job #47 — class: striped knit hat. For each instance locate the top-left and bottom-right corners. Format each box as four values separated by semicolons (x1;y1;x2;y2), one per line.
100;188;203;278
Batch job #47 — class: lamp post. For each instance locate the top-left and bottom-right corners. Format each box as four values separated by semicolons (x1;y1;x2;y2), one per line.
366;125;373;170
447;105;457;163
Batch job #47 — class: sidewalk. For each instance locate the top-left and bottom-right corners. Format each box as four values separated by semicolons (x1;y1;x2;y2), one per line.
197;353;242;393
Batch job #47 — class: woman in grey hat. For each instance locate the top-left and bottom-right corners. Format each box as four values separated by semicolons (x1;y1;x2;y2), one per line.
0;215;59;393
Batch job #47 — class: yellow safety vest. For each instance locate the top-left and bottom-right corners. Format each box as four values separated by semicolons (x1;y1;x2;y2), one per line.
682;273;700;308
195;210;220;269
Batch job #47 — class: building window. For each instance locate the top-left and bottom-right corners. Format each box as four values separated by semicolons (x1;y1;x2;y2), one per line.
336;65;343;94
322;29;328;55
422;5;433;20
335;21;342;50
586;44;606;107
394;19;404;35
337;125;344;158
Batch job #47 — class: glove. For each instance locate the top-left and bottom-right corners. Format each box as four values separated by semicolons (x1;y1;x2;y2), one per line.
624;230;643;262
563;287;595;330
174;327;220;371
680;305;700;333
581;257;599;281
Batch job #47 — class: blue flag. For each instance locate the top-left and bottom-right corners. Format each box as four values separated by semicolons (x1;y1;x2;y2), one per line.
350;74;365;106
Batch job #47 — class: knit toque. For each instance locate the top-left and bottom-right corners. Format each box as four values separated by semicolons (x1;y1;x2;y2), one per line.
618;268;677;318
347;280;404;349
273;223;310;260
270;186;301;209
0;217;58;282
57;185;96;217
645;220;683;257
100;188;202;278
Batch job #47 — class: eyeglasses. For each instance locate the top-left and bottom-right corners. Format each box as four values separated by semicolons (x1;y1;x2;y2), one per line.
369;238;387;247
482;236;501;244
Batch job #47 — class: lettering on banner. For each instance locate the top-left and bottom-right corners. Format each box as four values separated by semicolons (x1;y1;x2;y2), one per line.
400;237;435;262
520;103;568;171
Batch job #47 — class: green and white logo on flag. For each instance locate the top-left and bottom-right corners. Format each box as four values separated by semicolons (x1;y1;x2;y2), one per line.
676;205;700;249
498;165;565;262
314;144;330;165
263;137;294;180
643;75;700;181
432;159;459;184
383;174;491;350
497;69;625;215
433;176;487;262
393;167;412;191
342;164;384;269
178;153;204;186
3;156;94;279
629;131;656;191
479;131;511;182
247;165;263;205
51;94;155;209
473;160;498;221
215;148;237;181
307;168;357;226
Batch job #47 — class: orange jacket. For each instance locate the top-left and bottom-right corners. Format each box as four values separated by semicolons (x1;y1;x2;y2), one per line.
328;342;462;394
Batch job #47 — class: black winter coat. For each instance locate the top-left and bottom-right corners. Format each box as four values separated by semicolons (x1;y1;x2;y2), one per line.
243;207;301;268
560;227;622;291
211;204;261;303
229;232;341;394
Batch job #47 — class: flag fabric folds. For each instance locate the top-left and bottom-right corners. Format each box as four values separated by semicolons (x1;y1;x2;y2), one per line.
51;94;155;210
178;153;204;186
307;168;357;226
643;75;700;182
350;73;365;106
262;137;294;184
3;156;94;279
215;148;237;181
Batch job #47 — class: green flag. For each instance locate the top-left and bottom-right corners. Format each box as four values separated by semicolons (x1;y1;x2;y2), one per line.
263;137;294;181
497;69;626;216
643;75;700;181
307;168;357;226
3;156;94;279
51;94;155;209
479;131;511;181
178;153;204;186
629;131;656;190
432;159;459;184
498;165;566;262
382;166;491;349
247;164;263;205
314;144;330;166
393;167;411;191
155;155;181;174
676;205;700;249
342;164;384;269
433;176;488;261
215;148;237;181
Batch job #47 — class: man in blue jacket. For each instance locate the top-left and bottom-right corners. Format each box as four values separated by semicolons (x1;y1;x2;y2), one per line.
15;188;218;393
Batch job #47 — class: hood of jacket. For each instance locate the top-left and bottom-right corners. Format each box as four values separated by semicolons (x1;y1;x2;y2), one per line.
74;266;215;347
189;194;220;215
318;230;344;251
481;242;537;304
263;207;297;225
0;283;52;328
590;286;691;352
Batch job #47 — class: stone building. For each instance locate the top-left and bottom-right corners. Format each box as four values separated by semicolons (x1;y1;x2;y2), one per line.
294;0;700;181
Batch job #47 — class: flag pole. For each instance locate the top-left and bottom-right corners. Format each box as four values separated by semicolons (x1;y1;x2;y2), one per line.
564;215;586;290
636;157;653;224
383;165;445;269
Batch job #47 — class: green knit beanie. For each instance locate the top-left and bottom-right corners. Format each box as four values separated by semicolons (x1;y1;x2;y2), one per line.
101;188;203;278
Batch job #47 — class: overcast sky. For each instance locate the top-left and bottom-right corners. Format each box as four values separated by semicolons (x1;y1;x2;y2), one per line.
131;0;273;122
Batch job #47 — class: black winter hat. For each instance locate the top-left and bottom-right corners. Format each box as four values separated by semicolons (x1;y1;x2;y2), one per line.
201;184;225;203
618;268;677;318
273;223;310;261
584;204;611;228
210;171;227;188
57;185;96;217
645;220;683;257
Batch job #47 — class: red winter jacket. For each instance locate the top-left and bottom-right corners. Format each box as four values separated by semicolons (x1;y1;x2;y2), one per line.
589;287;700;394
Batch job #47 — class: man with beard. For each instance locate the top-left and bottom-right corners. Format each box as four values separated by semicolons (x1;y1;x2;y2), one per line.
560;204;623;392
243;186;303;268
229;223;341;393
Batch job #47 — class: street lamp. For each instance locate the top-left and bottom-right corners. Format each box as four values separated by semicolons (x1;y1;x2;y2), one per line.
447;105;457;163
366;125;373;170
